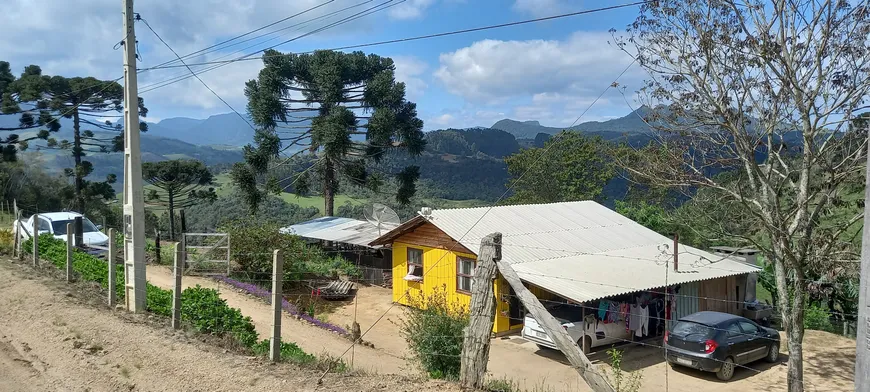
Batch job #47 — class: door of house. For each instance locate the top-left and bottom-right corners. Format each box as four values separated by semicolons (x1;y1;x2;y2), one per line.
509;286;524;327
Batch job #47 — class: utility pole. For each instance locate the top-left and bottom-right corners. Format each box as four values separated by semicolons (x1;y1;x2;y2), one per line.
857;122;870;391
121;0;146;312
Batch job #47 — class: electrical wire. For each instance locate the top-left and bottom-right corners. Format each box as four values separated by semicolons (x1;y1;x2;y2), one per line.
137;0;384;93
138;0;405;94
138;16;256;132
141;1;650;72
145;0;338;71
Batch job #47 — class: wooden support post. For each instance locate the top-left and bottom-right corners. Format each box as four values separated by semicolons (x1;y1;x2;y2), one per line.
179;209;187;237
66;223;74;282
108;229;117;307
74;216;83;249
172;242;183;329
32;214;39;267
460;232;502;390
13;201;20;260
155;230;161;265
582;306;590;355
270;249;284;362
497;261;615;392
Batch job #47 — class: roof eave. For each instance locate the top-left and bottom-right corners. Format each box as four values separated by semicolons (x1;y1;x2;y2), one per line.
369;215;428;246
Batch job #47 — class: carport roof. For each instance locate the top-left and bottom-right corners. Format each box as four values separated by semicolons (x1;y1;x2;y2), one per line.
282;217;397;249
371;201;759;303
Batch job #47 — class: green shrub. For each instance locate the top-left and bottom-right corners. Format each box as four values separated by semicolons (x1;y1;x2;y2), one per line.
0;228;13;255
400;286;468;379
222;219;361;280
180;285;259;347
251;340;315;364
604;349;642;392
804;304;834;332
23;235;259;348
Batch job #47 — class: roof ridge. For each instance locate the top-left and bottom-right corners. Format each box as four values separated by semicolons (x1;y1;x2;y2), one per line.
427;199;601;214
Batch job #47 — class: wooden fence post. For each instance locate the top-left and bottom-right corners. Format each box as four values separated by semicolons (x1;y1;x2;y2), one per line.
155;230;161;265
497;261;615;392
32;214;39;267
270;249;284;362
13;201;20;260
108;228;117;307
66;223;74;282
172;242;183;329
74;216;83;249
460;232;502;389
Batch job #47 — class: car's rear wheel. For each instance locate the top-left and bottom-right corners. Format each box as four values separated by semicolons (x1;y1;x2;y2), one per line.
766;343;779;363
716;357;735;381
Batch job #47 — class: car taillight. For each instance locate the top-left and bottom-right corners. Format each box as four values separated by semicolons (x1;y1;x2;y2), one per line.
562;325;568;331
664;330;670;343
704;339;718;354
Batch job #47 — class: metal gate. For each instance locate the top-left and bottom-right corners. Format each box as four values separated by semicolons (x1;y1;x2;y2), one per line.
183;233;230;276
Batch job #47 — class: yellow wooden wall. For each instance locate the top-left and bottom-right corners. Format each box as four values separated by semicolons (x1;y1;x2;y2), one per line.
392;240;515;334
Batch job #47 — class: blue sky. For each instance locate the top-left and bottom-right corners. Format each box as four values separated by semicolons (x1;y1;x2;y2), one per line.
1;0;646;131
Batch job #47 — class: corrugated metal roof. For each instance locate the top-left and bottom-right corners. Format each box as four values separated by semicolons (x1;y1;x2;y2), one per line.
281;217;398;248
418;201;759;303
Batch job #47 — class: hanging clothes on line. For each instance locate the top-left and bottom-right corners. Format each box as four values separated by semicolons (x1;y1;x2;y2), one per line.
636;303;649;338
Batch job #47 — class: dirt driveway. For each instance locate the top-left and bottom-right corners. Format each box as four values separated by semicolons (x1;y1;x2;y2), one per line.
328;285;857;392
0;258;456;392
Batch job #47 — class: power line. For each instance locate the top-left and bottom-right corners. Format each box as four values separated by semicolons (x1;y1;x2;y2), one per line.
146;0;338;71
138;0;380;92
138;16;256;131
138;0;405;95
139;1;648;72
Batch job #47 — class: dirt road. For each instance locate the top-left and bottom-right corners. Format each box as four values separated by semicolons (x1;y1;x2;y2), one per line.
0;258;452;392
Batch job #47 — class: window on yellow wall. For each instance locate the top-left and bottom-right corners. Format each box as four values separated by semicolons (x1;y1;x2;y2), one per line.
457;256;475;293
405;247;424;282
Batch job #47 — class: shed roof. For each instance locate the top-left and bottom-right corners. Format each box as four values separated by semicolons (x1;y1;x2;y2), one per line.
371;201;759;303
282;217;397;248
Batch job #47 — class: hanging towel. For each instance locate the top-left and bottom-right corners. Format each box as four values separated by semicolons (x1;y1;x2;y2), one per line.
597;300;609;320
629;304;641;331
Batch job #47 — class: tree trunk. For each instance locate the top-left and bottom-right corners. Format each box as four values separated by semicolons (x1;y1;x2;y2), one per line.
772;246;805;392
72;109;84;213
168;191;176;242
459;232;501;389
323;157;335;217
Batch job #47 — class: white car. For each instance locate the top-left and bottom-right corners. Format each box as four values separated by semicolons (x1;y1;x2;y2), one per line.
522;303;632;353
14;212;110;253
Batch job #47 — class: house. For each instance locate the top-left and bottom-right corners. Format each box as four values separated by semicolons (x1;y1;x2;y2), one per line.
370;201;761;336
282;216;396;285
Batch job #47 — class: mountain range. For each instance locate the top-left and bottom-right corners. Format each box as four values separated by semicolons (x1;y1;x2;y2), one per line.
491;106;654;139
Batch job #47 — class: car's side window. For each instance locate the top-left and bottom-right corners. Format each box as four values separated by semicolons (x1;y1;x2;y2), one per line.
37;218;51;232
726;322;743;338
738;321;759;334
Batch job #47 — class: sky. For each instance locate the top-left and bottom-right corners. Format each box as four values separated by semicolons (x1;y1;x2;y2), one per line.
0;0;647;131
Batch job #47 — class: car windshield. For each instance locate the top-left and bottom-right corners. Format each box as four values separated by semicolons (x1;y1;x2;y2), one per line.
547;304;582;323
51;218;99;235
672;321;715;339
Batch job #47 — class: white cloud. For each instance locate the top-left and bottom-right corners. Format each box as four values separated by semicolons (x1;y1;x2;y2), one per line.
512;0;570;17
387;0;436;20
431;113;455;126
392;56;429;101
0;0;401;118
434;32;639;104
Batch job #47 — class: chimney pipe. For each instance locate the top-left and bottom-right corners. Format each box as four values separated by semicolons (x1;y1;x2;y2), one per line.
673;233;679;272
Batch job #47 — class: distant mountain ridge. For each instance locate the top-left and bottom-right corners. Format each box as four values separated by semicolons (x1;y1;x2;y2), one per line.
491;106;654;139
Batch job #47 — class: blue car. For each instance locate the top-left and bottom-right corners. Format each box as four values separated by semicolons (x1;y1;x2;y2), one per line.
664;311;780;381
